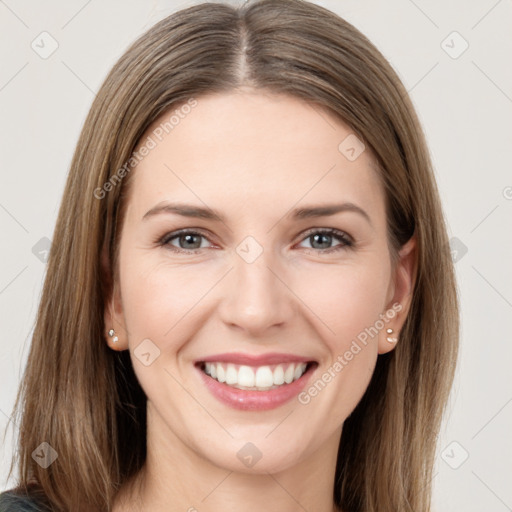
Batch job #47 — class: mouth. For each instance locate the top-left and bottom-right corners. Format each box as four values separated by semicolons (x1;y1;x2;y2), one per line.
196;360;315;391
194;354;318;411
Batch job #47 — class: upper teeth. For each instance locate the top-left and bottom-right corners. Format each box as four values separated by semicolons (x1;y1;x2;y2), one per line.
203;362;308;390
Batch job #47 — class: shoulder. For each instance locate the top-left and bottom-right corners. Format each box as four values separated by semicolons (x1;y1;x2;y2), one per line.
0;490;47;511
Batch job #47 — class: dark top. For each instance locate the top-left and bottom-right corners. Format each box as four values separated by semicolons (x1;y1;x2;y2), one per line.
0;490;47;511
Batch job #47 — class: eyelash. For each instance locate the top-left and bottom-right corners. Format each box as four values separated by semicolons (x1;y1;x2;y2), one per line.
156;228;354;255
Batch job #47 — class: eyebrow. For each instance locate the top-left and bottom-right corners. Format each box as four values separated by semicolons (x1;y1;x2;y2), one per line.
142;201;372;226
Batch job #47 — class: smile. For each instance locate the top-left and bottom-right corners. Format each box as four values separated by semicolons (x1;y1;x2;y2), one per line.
200;361;310;391
194;352;318;411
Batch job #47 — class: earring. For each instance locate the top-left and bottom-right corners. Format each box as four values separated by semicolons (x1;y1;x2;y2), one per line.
386;328;398;343
108;328;119;344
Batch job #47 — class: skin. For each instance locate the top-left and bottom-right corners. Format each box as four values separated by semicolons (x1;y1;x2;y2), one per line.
105;90;416;512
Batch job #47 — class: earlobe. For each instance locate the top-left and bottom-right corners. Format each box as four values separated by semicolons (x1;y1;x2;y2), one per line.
378;235;417;355
101;246;128;351
108;328;119;344
385;327;398;344
103;281;128;351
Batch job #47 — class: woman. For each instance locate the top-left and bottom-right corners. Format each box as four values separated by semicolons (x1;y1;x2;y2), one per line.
0;0;459;510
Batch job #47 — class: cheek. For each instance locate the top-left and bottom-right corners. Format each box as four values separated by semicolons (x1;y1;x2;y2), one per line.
118;255;213;408
293;263;389;426
291;260;391;349
118;252;212;345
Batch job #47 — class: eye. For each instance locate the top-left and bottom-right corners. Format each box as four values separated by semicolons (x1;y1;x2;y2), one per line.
158;230;212;253
297;228;353;253
157;227;354;255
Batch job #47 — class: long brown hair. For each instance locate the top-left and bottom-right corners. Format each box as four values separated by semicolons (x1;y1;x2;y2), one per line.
4;1;459;510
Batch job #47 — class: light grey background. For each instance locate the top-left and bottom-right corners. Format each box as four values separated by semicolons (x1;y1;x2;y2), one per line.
1;1;511;510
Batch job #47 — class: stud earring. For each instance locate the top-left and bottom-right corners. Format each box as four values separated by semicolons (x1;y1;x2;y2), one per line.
108;328;119;344
386;328;398;343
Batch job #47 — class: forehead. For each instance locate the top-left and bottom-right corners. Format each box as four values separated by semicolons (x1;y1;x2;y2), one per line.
126;91;385;222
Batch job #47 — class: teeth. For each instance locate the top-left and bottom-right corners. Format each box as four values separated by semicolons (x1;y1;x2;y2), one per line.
293;364;304;380
202;362;308;390
284;364;295;384
216;364;226;383
255;366;273;387
239;365;255;387
273;365;285;385
225;364;237;385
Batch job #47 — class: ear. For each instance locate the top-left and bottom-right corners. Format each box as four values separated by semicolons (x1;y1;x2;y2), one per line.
101;244;128;351
378;235;417;355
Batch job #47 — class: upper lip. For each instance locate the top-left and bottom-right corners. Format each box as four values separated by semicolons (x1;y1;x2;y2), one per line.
196;352;316;366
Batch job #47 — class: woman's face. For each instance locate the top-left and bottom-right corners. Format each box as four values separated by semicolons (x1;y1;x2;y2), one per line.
106;91;415;474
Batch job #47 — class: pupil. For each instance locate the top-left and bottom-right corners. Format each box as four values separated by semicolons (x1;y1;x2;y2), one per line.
312;233;331;249
178;234;334;250
181;234;200;249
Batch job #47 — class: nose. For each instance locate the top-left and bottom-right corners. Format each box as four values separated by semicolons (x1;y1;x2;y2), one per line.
217;246;295;337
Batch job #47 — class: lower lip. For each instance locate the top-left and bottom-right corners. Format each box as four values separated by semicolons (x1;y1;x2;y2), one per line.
196;363;317;411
